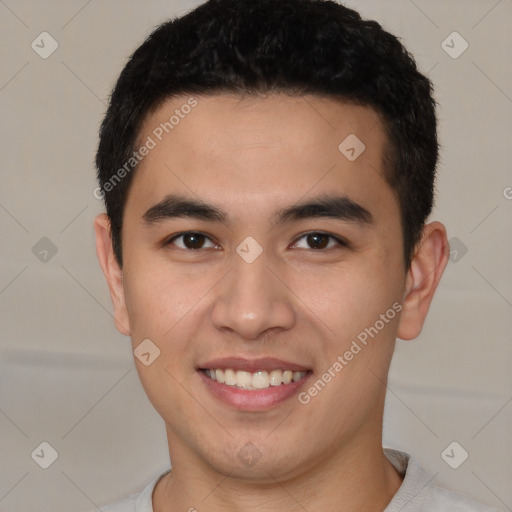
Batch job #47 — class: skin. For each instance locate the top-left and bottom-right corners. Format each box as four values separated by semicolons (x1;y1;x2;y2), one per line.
95;93;449;512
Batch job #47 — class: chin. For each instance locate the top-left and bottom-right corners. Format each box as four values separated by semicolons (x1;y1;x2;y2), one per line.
195;437;307;483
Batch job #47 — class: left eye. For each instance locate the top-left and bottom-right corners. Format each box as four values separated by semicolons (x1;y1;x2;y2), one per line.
292;232;345;250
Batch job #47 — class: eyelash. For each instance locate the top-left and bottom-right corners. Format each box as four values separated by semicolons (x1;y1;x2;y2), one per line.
164;231;348;251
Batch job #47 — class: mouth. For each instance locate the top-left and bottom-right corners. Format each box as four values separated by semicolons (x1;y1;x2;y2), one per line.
197;357;313;410
201;368;310;390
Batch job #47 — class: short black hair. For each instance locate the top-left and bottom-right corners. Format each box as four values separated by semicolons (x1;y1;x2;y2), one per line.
96;0;438;269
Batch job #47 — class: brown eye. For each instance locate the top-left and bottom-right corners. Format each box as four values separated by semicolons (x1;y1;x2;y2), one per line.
167;232;217;250
306;233;329;249
293;232;346;250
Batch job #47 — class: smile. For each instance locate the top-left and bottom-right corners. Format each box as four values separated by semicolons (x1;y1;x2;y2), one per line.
202;368;309;390
197;357;313;410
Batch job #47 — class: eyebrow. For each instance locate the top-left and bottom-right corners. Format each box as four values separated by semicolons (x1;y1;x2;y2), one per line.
142;193;373;227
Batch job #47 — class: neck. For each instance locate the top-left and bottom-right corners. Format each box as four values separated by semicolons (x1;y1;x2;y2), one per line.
153;427;403;512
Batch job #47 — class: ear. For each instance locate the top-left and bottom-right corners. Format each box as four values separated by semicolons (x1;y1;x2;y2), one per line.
94;213;131;336
397;221;449;340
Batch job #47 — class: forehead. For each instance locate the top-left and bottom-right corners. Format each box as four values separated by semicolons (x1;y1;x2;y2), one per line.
138;93;385;157
127;93;396;223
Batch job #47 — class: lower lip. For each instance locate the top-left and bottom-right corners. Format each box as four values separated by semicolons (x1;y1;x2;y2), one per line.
198;370;312;411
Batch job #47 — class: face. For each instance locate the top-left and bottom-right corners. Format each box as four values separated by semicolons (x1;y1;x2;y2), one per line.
95;93;445;482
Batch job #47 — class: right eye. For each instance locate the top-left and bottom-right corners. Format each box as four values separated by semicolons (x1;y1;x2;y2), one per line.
165;232;219;250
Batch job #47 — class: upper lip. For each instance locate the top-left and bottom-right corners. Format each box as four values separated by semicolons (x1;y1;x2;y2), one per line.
198;357;311;373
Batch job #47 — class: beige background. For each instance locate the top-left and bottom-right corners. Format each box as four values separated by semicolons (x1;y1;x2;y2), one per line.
0;1;511;511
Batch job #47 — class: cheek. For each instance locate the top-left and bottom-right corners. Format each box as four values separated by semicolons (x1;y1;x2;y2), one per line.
298;260;403;381
122;256;212;335
295;261;396;329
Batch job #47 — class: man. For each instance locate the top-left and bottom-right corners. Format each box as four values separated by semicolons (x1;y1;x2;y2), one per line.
92;0;496;510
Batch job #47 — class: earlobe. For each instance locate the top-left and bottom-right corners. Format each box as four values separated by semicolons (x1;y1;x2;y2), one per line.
94;213;131;336
397;221;449;341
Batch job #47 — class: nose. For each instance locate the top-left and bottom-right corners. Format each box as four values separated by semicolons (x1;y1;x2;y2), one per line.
211;250;296;341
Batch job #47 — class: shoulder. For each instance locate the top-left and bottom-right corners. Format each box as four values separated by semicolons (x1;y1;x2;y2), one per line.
88;469;170;512
384;449;497;512
98;493;138;512
423;486;499;512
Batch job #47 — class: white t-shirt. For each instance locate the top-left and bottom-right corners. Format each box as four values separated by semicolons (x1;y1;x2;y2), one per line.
96;449;497;512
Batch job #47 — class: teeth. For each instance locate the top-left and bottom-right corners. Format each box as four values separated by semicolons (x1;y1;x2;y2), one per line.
205;368;308;389
237;371;252;388
224;368;236;386
252;371;268;389
269;369;282;386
